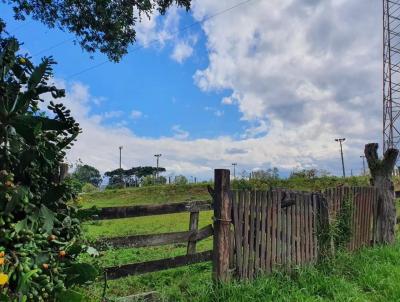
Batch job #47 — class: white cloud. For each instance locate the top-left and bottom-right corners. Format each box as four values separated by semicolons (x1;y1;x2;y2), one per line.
104;111;123;119
53;1;383;178
188;0;382;175
171;41;194;63
130;110;143;119
171;125;190;139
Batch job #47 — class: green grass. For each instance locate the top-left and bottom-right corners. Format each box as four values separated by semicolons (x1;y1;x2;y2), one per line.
80;242;400;301
78;184;210;209
79;182;400;301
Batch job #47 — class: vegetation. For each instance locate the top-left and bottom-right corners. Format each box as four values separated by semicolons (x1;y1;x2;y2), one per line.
105;166;166;188
3;0;192;61
0;23;96;301
71;164;102;188
78;181;400;301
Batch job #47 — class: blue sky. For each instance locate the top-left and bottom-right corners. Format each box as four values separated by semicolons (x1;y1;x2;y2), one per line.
0;1;384;179
2;5;247;140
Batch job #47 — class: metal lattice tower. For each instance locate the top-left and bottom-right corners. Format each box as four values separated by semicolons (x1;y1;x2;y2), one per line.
383;0;400;153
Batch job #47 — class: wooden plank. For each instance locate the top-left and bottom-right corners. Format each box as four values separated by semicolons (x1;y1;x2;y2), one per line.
89;200;213;220
295;193;301;265
281;191;286;268
212;169;232;282
248;191;256;279
265;191;272;273
360;188;366;246
304;193;310;263
300;192;306;264
312;193;318;261
187;211;200;254
291;192;296;265
286;195;292;269
350;187;356;251
368;187;374;245
260;191;268;272
229;228;235;271
355;187;361;249
106;250;213;279
232;190;242;277
372;188;379;245
307;193;313;263
236;191;245;278
271;190;278;271
254;191;262;275
96;225;213;249
242;191;250;279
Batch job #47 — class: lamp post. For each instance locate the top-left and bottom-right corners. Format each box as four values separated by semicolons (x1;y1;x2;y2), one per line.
334;138;346;178
232;163;237;179
154;154;162;183
119;146;123;169
360;155;366;175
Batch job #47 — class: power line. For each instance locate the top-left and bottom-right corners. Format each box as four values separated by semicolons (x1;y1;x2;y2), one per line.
65;0;256;79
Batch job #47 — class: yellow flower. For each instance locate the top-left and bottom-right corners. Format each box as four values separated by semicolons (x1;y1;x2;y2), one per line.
0;273;8;286
0;252;4;258
19;58;26;64
0;258;4;265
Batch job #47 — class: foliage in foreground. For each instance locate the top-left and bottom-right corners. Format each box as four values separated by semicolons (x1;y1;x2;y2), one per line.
4;0;192;61
0;22;97;301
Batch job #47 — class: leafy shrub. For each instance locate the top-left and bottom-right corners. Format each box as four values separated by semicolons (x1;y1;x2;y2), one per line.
81;183;98;193
0;22;97;301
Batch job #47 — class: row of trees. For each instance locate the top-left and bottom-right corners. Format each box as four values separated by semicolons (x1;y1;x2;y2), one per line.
68;163;191;190
69;165;334;191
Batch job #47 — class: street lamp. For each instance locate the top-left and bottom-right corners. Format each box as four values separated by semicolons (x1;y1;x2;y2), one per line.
154;154;162;183
119;146;123;169
232;163;237;179
334;138;346;178
360;155;366;175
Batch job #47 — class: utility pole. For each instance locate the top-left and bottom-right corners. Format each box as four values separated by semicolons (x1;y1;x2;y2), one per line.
154;154;162;184
232;163;237;179
119;146;123;169
334;138;346;178
360;155;366;176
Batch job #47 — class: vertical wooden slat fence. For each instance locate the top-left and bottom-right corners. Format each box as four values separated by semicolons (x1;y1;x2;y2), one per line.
226;186;380;280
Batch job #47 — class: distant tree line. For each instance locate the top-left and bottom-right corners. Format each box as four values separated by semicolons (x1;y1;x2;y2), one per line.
105;166;166;188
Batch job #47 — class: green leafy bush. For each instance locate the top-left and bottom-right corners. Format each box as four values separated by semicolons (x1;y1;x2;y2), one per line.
0;21;97;301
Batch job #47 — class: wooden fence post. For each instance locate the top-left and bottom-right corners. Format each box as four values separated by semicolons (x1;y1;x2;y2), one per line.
212;169;232;282
187;210;199;255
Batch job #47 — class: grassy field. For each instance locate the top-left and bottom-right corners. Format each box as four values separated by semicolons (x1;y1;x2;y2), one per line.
78;183;400;301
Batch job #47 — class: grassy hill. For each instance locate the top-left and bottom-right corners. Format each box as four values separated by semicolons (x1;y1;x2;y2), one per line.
78;181;400;301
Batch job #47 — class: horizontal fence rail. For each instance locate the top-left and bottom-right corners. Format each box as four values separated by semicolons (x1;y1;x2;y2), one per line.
96;225;213;250
106;250;213;280
80;200;212;220
85;200;215;280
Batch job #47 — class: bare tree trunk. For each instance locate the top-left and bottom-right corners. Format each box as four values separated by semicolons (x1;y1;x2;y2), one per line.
364;143;398;244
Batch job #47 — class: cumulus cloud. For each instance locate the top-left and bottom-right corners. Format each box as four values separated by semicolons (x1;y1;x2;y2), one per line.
171;41;194;63
52;0;383;178
190;0;382;174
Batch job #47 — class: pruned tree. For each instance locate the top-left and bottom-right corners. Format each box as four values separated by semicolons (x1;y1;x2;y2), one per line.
4;0;192;62
364;143;399;244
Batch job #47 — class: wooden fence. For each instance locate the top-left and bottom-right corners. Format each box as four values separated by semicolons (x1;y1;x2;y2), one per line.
81;169;382;283
228;186;379;280
82;200;214;280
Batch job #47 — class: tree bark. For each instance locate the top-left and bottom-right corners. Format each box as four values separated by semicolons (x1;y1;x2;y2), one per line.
364;143;398;244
